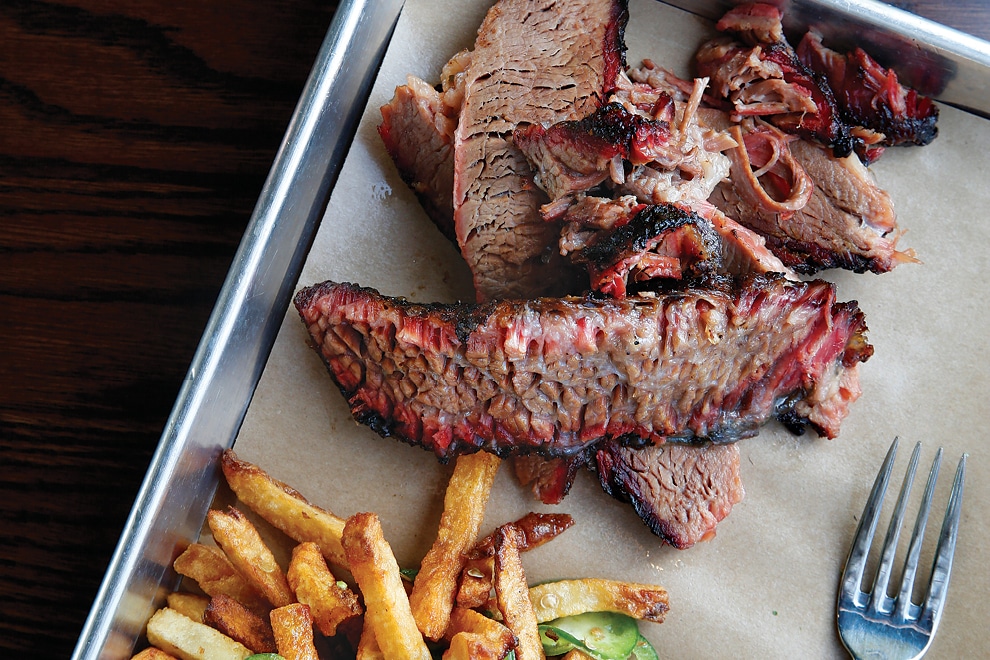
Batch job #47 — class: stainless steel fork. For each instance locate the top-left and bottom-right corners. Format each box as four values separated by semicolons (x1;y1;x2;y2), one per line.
837;438;967;660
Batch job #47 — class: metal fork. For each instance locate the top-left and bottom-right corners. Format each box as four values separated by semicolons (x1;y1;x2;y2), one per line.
837;438;967;660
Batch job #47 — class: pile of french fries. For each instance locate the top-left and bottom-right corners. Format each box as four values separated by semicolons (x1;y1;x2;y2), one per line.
132;449;669;659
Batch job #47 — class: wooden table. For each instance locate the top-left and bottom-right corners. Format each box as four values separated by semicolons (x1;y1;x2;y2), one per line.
1;1;986;655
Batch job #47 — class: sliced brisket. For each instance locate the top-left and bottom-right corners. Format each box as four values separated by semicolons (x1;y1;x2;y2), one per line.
572;202;723;297
379;75;458;242
696;3;854;157
797;30;938;152
512;454;587;504
295;275;871;461
710;129;916;273
596;441;744;549
453;0;628;301
692;200;795;277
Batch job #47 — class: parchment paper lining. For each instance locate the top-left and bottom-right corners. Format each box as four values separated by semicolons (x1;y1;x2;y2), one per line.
228;1;990;656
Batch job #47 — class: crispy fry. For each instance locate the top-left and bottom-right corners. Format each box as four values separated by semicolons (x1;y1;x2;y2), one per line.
130;648;179;660
166;592;209;623
204;594;277;653
443;632;499;660
469;512;574;559
528;578;669;623
270;603;319;660
457;511;573;609
342;512;431;660
145;607;253;660
444;606;517;659
173;544;267;612
356;615;385;660
287;541;363;636
455;557;494;609
493;525;543;660
561;651;595;660
221;449;348;568
207;506;294;608
409;452;501;640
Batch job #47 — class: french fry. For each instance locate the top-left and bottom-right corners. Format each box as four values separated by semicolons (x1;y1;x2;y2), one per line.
145;607;253;660
443;606;517;659
287;541;363;636
469;512;574;559
528;578;669;623
455;557;494;609
270;603;320;660
561;651;595;660
409;451;501;640
342;512;431;660
166;592;209;623
173;543;267;612
204;594;278;653
207;506;294;608
152;451;664;660
356;615;385;660
458;511;574;608
130;648;179;660
493;525;544;660
444;632;497;660
221;449;348;568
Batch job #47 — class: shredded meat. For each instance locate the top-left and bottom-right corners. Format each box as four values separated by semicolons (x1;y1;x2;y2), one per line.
514;102;673;201
696;3;854;157
797;30;938;156
571;203;723;297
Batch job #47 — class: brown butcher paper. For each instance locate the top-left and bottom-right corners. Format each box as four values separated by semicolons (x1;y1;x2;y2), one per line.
228;1;990;657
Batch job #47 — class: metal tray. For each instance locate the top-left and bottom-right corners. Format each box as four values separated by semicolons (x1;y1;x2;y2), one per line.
72;1;990;657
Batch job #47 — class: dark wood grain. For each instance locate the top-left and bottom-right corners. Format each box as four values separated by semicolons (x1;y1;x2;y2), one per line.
0;1;336;654
892;0;990;41
0;0;986;656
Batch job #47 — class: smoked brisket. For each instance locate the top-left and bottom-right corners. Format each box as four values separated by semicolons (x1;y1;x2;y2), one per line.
596;441;744;548
294;275;871;461
709;127;916;273
453;0;628;300
378;76;458;242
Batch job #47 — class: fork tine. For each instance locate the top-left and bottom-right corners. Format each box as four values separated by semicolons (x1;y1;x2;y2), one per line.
841;437;899;601
920;452;967;630
869;441;922;613
894;447;941;619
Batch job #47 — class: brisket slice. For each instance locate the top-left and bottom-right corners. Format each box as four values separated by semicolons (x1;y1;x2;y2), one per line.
595;441;744;549
696;3;854;158
573;202;723;297
378;51;474;244
512;454;587;505
294;274;872;461
453;0;628;301
710;131;916;273
379;75;458;242
797;30;938;152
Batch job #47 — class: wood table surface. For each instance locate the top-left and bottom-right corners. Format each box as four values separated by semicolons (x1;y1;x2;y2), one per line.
1;0;987;655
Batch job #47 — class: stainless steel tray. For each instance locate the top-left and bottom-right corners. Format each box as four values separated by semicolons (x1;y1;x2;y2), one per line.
73;1;990;657
72;1;403;656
